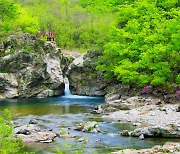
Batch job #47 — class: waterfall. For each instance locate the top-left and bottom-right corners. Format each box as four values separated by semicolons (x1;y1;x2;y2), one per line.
64;77;72;96
62;77;97;99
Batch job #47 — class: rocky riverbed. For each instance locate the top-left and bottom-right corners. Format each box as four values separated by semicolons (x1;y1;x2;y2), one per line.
92;93;180;140
113;142;180;154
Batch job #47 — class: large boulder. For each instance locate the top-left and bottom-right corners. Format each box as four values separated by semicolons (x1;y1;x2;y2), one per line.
14;124;41;135
67;51;107;96
17;132;57;143
0;33;65;99
74;121;101;133
131;126;180;138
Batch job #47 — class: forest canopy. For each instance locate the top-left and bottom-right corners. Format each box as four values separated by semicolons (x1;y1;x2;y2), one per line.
97;0;180;88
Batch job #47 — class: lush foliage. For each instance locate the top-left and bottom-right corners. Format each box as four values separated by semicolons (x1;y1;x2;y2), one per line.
0;0;18;40
97;0;180;88
0;109;23;153
0;0;39;42
13;0;118;51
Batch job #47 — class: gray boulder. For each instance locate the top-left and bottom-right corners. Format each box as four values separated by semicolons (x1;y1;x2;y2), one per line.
29;119;38;124
14;124;40;135
74;121;101;133
120;130;130;136
132;126;180;138
17;132;57;143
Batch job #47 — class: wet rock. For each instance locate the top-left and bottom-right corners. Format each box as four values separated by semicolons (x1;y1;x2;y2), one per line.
91;105;104;114
132;126;180;138
29;119;38;124
120;130;129;136
78;137;88;143
74;121;101;133
17;132;56;143
176;106;180;112
139;134;144;140
14;124;40;135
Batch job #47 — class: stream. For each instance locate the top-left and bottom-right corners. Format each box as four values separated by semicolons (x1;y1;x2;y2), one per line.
0;83;176;153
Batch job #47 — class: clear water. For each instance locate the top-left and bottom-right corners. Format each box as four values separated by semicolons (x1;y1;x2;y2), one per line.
0;86;178;153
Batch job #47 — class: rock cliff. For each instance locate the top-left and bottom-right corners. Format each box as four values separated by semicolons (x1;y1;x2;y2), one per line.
0;33;66;99
67;51;107;96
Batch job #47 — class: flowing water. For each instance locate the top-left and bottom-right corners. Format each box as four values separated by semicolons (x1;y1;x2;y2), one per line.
0;83;178;153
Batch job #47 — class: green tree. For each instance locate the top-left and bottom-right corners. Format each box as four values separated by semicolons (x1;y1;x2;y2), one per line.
0;109;23;153
97;0;180;88
0;0;18;41
0;0;18;21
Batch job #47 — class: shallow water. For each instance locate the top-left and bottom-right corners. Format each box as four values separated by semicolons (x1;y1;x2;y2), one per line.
0;96;178;154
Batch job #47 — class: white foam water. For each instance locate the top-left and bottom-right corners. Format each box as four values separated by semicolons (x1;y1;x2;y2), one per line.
62;77;98;99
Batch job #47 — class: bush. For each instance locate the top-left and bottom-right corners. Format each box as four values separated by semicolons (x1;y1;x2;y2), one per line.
0;109;23;153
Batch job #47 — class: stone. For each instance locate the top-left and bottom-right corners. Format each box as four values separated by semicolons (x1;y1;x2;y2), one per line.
17;132;57;143
74;121;101;133
78;137;85;142
14;124;40;134
176;106;180;112
120;130;129;136
29;119;38;124
132;126;180;138
139;134;144;140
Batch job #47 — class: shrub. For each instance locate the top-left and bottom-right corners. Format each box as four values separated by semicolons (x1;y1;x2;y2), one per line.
0;109;23;153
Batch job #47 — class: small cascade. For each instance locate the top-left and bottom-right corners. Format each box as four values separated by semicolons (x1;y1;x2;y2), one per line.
62;77;101;100
64;77;72;96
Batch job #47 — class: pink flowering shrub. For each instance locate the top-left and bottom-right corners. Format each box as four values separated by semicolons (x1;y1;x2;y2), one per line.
141;86;151;94
176;90;180;95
